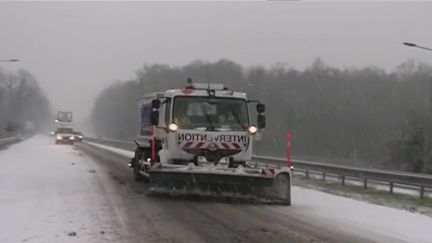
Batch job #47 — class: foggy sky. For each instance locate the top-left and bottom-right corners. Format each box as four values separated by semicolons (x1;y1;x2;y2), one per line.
0;1;431;123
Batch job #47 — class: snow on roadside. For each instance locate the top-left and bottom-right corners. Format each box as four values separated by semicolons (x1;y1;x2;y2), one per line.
0;135;128;243
85;141;134;158
273;187;432;243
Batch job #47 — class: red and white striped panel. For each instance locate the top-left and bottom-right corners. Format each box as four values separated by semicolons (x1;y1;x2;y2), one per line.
177;141;247;150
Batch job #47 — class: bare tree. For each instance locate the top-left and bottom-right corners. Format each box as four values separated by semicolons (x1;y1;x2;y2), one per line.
90;59;432;173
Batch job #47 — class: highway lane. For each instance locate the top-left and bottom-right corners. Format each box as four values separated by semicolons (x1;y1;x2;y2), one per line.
77;140;405;243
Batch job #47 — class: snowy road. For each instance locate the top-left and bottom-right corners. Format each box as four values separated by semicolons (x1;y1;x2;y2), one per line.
0;136;128;242
1;136;432;243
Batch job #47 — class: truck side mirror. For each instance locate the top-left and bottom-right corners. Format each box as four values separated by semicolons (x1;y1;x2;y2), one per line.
151;110;159;126
152;99;161;109
257;114;266;129
256;103;265;113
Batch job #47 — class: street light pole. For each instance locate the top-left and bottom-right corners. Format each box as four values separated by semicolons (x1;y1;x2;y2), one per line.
404;42;432;113
403;42;432;172
0;58;19;136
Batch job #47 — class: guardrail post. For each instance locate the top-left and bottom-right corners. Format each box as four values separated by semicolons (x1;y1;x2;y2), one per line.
420;187;425;199
322;172;326;182
389;182;394;194
341;176;345;185
305;169;309;179
363;178;367;189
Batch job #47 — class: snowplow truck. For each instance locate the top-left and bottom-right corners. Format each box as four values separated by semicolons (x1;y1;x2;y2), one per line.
129;81;291;205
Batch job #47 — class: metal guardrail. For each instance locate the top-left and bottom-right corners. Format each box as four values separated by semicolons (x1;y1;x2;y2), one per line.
0;136;20;148
253;155;432;198
84;137;432;199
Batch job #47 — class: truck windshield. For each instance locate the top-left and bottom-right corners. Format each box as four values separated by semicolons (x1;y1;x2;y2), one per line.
172;97;249;131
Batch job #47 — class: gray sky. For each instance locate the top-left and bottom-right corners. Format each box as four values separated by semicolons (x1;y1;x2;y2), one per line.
0;1;431;122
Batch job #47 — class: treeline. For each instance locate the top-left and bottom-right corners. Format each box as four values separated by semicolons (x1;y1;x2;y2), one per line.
90;59;432;173
0;68;52;137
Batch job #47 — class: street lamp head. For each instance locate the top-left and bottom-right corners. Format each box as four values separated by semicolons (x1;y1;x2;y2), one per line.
403;42;432;52
403;42;417;47
0;59;19;62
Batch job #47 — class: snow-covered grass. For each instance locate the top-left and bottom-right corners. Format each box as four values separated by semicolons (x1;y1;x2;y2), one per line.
85;141;134;158
294;174;432;218
276;186;432;243
0;135;126;243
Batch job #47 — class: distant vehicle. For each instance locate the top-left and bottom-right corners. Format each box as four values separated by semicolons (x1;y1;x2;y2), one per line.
73;131;83;142
54;127;75;145
56;111;73;123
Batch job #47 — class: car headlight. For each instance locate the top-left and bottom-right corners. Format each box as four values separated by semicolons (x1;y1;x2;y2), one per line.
248;125;258;134
78;135;83;139
168;123;179;132
56;135;62;140
69;136;75;140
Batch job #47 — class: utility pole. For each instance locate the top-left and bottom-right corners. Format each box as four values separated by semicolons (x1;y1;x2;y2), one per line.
0;58;20;136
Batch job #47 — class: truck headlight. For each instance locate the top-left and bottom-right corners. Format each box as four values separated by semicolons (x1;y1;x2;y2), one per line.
248;125;258;134
69;136;75;140
78;135;83;139
56;135;62;140
168;123;178;132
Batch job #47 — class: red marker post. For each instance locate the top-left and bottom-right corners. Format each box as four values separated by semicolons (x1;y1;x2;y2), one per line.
286;132;292;167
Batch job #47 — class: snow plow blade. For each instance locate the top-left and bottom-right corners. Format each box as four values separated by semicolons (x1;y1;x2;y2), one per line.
147;164;291;205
